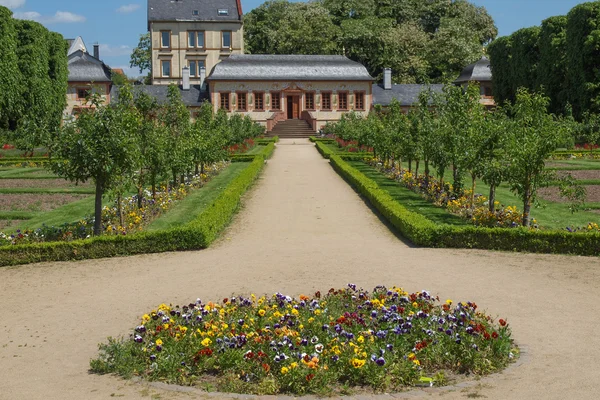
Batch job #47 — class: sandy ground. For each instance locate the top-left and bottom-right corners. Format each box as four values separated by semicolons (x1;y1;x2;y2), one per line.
1;139;600;400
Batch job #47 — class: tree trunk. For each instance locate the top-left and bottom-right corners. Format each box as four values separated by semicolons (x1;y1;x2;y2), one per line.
489;184;496;213
522;188;531;227
200;163;205;175
172;170;177;190
415;160;420;176
470;174;476;208
137;186;143;209
424;159;430;183
151;174;157;200
93;180;103;236
117;193;124;228
408;159;412;173
195;163;199;175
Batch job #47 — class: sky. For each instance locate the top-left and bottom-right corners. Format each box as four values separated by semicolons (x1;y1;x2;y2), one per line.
0;0;592;78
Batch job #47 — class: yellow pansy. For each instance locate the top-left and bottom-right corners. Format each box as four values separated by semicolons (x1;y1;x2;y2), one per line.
351;358;366;368
155;339;163;346
258;309;266;317
281;367;289;374
201;338;212;347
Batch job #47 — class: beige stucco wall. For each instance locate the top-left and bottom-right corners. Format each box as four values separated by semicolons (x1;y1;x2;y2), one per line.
64;82;111;118
150;21;243;86
209;80;373;131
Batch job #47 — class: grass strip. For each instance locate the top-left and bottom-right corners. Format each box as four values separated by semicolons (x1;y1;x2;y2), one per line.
0;211;36;220
0;143;275;267
147;163;250;231
0;188;95;194
321;150;600;256
348;162;470;227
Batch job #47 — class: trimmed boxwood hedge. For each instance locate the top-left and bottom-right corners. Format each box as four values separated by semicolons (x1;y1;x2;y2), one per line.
328;154;600;256
0;143;276;267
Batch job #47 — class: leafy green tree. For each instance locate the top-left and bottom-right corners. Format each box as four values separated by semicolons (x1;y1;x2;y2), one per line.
0;6;21;132
505;89;569;226
487;36;512;105
190;102;228;175
538;16;568;115
130;32;151;73
46;31;69;142
566;1;600;118
51;86;141;235
160;85;192;187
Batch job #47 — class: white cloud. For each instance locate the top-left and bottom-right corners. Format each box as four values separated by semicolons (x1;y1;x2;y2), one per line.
116;4;140;14
14;10;86;24
99;44;132;57
0;0;26;9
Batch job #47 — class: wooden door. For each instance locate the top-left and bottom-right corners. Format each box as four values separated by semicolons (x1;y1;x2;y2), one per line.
292;96;300;119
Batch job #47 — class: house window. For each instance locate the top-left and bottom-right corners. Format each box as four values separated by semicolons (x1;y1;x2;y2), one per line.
355;92;365;110
305;93;315;110
161;60;171;77
218;9;229;16
188;31;205;48
237;92;247;111
76;88;91;100
322;93;331;110
222;31;232;48
189;61;197;77
254;92;264;111
271;92;281;110
160;31;170;48
193;9;199;16
220;93;230;111
339;92;348;110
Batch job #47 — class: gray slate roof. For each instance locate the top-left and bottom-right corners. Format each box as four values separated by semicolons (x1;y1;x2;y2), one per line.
148;0;242;22
207;55;374;81
454;56;492;84
372;84;444;107
68;50;112;82
110;85;208;107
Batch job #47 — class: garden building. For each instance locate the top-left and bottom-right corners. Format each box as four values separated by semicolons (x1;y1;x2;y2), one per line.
65;37;113;118
453;56;495;107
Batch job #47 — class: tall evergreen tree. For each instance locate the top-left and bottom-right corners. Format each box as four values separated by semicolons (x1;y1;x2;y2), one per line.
0;6;21;132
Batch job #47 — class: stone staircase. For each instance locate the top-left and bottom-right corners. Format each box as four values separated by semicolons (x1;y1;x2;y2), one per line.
268;119;315;139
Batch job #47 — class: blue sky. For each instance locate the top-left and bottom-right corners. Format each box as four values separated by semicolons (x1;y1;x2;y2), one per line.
0;0;591;77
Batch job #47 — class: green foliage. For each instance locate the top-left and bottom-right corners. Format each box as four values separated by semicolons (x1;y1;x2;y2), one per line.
538;16;568;115
244;0;496;83
130;32;151;74
487;36;512;105
566;1;600;118
0;6;20;132
0;151;270;267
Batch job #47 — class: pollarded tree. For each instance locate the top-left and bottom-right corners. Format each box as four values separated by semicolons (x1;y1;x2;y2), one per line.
538;15;568;116
190;102;228;175
46;31;69;143
412;88;441;183
50;85;141;235
505;89;570;226
0;6;20;132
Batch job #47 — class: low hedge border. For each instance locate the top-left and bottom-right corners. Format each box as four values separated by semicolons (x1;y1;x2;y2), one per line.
0;143;276;267
327;154;600;256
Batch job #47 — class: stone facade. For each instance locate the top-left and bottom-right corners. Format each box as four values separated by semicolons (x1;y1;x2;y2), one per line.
149;21;243;86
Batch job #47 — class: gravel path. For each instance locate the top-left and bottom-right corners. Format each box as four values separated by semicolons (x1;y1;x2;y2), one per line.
1;139;599;400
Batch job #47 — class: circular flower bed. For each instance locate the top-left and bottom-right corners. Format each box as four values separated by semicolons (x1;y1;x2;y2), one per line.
91;285;517;396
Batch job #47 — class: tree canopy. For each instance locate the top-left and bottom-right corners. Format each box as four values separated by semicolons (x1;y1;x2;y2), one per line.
244;0;497;83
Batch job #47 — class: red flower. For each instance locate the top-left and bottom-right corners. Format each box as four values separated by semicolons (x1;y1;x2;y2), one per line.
315;291;321;298
483;332;491;340
262;363;270;373
306;373;315;382
499;319;507;327
492;332;499;339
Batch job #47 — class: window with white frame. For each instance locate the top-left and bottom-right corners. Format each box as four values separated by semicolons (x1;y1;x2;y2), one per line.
222;31;232;48
160;31;170;48
161;60;171;77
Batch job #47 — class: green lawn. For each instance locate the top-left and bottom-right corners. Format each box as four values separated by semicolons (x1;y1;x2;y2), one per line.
146;162;250;231
545;158;600;170
0;187;94;194
348;161;470;227
0;167;57;178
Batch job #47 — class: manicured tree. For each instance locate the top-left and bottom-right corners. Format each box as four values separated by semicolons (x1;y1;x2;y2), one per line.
566;2;600;118
160;85;192;187
12;20;54;153
190;102;228;175
487;36;513;105
50;86;141;235
505;89;569;226
509;27;541;95
538;16;568;116
477;110;511;213
411;88;439;183
0;6;20;132
46;31;69;142
133;91;168;202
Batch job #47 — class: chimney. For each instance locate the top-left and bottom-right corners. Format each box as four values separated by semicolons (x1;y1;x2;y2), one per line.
93;43;100;60
383;68;392;90
200;66;206;91
182;66;190;90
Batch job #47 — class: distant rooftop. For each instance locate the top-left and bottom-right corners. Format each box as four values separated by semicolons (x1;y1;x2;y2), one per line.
68;50;111;82
148;0;242;24
110;85;208;107
372;84;445;107
207;55;374;81
454;56;492;84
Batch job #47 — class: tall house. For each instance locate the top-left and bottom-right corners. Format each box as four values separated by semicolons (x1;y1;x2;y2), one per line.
148;0;244;86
